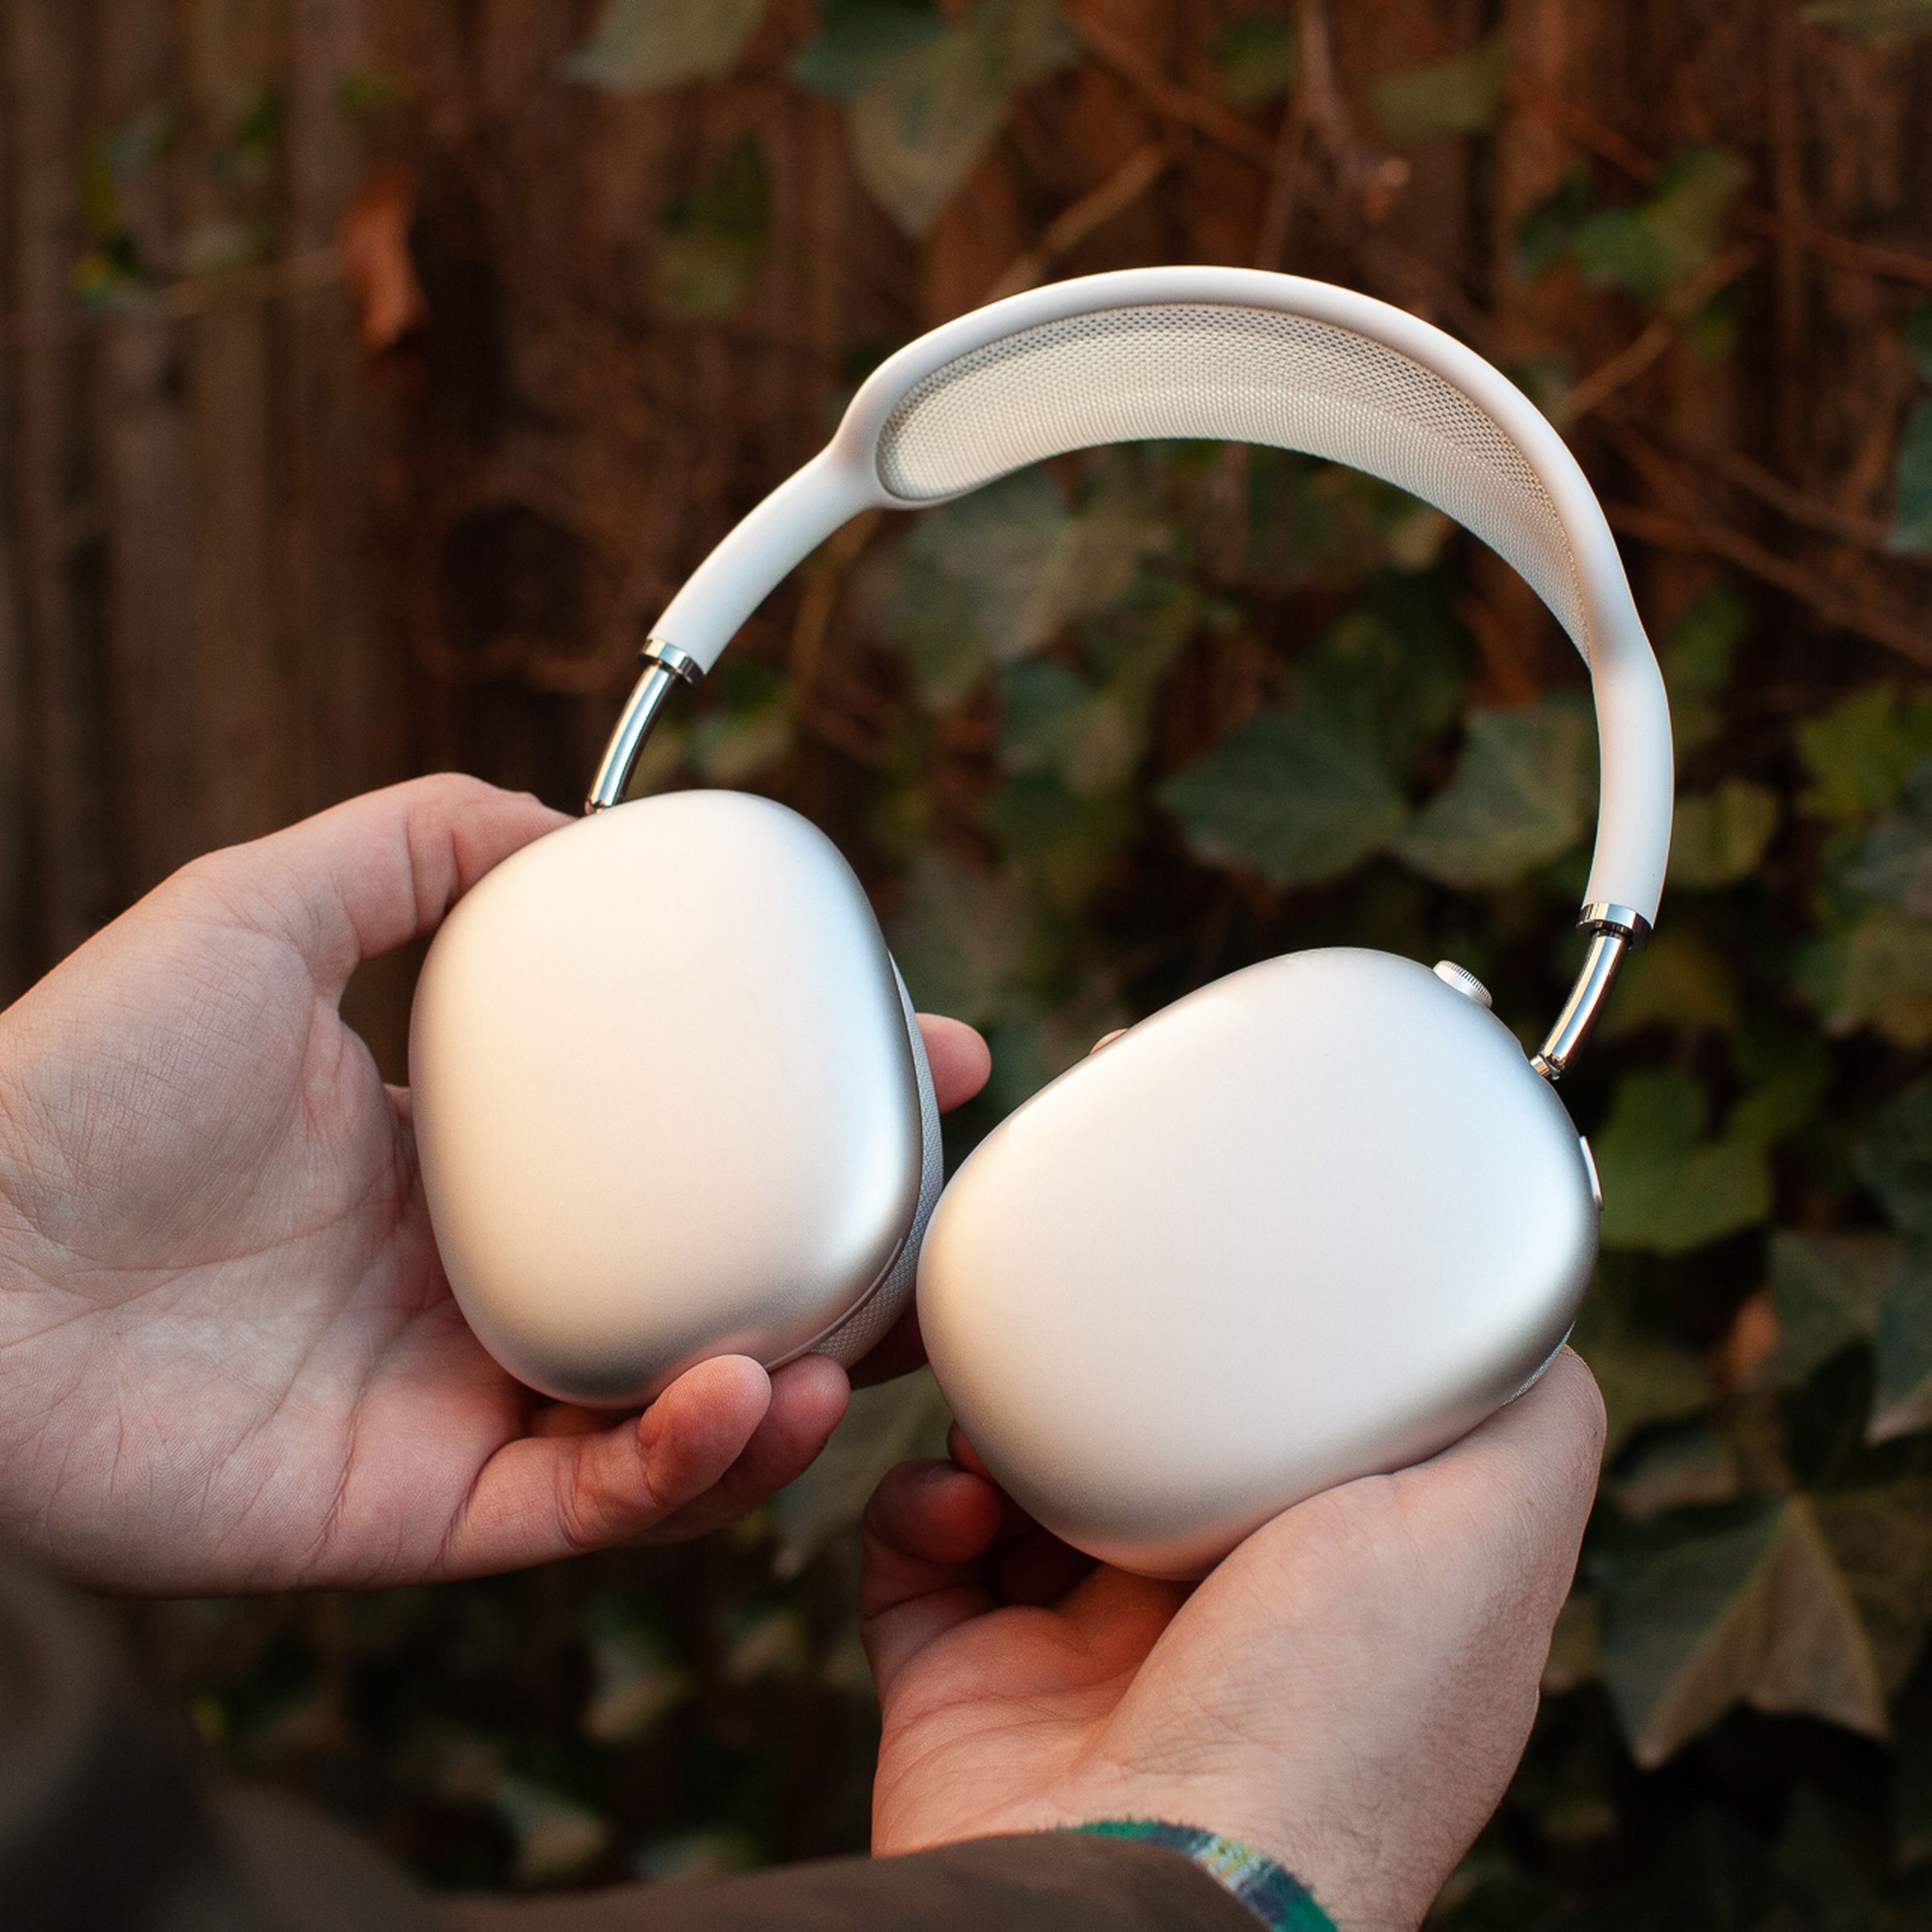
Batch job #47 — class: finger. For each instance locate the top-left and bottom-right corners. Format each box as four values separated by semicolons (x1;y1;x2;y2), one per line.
918;1015;991;1113
192;774;568;998
643;1352;851;1540
861;1460;1003;1703
1391;1349;1607;1619
936;1424;1098;1605
1054;1561;1190;1666
947;1424;997;1483
448;1354;772;1570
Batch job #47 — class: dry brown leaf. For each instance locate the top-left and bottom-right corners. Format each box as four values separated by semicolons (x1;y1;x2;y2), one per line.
336;165;427;353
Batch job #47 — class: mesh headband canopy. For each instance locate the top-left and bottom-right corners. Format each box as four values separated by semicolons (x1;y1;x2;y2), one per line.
618;268;1671;934
873;303;1591;664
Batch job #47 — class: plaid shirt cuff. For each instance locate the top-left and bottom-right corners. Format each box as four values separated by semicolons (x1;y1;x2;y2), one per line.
1069;1819;1337;1931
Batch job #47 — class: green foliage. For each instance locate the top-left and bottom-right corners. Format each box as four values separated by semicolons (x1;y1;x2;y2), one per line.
795;0;1075;233
1596;1486;1932;1765
1804;0;1932;41
1162;708;1407;889
1213;13;1298;110
861;465;1168;708
1797;685;1932;822
654;138;772;319
1571;148;1750;303
1595;1071;1773;1254
1516;166;1595;282
1860;1075;1932;1238
1801;902;1932;1047
1889;308;1932;553
1394;700;1594;886
562;0;771;91
1600;930;1740;1038
1373;31;1509;142
1668;780;1780;890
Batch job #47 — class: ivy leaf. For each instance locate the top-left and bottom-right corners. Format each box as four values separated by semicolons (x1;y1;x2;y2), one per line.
1293;598;1466;778
562;0;770;91
1572;1295;1711;1459
583;1616;690;1744
1373;31;1509;142
654;138;770;319
1611;1424;1740;1523
497;1776;613;1885
1394;700;1594;888
1729;1020;1832;1151
1850;760;1932;912
888;851;1035;1026
866;468;1167;709
1911;303;1932;383
1872;1257;1932;1442
798;0;1075;234
1753;1231;1902;1390
1761;1166;1932;1445
1596;1488;1932;1765
1858;1075;1932;1239
1574;147;1749;303
1797;688;1932;824
1594;1071;1773;1254
999;660;1140;798
1668;780;1780;891
1892;397;1932;555
1160;708;1408;890
981;774;1137;909
1214;14;1298;110
1600;929;1741;1039
1797;905;1932;1048
1517;166;1594;282
793;0;948;93
1803;0;1932;43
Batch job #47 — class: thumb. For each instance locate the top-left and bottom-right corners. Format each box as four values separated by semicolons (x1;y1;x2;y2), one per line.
190;775;568;998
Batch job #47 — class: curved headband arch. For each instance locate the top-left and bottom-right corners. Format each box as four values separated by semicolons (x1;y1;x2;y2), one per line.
591;269;1673;1058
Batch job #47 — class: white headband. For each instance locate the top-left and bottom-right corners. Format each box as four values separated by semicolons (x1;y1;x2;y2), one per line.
590;267;1674;1077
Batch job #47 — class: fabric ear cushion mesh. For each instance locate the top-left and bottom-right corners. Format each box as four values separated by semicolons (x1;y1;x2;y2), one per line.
873;302;1590;663
811;964;943;1368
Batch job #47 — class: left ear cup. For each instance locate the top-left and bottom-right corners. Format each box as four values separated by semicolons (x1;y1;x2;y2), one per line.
811;963;942;1367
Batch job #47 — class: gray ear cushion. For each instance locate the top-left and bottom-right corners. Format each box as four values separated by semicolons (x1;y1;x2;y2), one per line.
812;963;943;1368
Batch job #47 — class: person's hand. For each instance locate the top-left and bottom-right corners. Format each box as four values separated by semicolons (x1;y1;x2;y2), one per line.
0;776;990;1596
861;1351;1606;1932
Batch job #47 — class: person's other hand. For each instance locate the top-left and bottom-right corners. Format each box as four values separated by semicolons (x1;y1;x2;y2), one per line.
862;1350;1605;1932
0;777;991;1595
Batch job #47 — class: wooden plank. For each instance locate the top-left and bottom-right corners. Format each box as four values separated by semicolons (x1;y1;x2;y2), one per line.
183;0;296;850
93;0;205;894
4;0;116;972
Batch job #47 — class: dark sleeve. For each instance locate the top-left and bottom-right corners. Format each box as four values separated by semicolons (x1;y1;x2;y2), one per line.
0;1548;1257;1932
431;1835;1265;1932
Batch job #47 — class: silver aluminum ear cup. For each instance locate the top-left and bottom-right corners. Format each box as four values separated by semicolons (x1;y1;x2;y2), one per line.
811;964;943;1366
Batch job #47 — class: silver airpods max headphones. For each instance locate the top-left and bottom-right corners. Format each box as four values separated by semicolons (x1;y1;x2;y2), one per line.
410;267;1673;1579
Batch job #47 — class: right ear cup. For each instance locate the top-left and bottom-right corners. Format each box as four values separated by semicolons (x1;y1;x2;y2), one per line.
811;964;942;1368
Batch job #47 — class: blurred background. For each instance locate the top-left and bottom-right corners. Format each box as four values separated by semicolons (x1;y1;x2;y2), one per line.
6;0;1932;1922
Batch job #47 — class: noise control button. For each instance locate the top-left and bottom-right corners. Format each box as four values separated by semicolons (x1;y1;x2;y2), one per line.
1432;960;1492;1008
